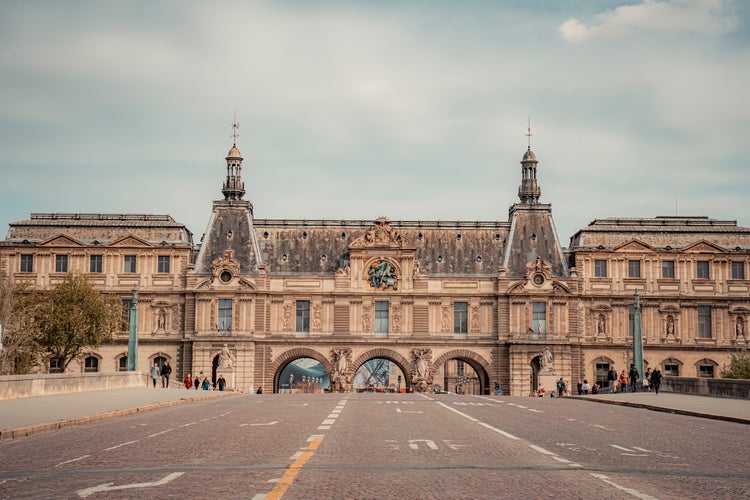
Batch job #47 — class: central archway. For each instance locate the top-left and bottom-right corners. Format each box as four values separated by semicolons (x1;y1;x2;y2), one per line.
431;349;491;395
271;348;333;393
350;348;413;393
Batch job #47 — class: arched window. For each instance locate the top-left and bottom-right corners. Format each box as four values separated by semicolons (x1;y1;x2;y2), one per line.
49;358;64;373
84;356;100;373
118;355;128;371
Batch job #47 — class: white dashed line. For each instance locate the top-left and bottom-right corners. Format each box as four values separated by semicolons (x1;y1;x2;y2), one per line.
589;473;658;500
103;440;138;451
611;444;635;452
148;428;174;438
528;444;554;455
321;419;336;425
317;425;331;430
178;422;196;428
55;455;90;467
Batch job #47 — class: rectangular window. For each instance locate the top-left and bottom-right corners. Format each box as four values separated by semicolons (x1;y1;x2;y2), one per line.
218;299;233;333
157;255;171;273
122;299;132;326
532;302;546;338
594;260;607;277
697;305;712;338
55;255;68;273
118;356;128;371
454;302;468;335
698;364;714;378
628;305;635;337
49;358;63;374
662;260;675;278
124;255;137;273
731;261;746;280
20;254;33;273
663;363;679;376
457;360;465;377
628;260;641;278
375;301;389;336
90;255;103;273
696;261;710;279
296;300;310;334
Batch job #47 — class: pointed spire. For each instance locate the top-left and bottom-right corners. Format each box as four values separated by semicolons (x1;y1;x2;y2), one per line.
518;119;541;204
222;118;246;200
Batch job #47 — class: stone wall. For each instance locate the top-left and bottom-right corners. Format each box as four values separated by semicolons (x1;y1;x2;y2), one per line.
663;376;750;399
0;372;148;399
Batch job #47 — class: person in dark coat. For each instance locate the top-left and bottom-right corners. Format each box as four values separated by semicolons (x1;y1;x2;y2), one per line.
650;369;663;394
216;374;226;391
161;360;172;388
628;364;639;393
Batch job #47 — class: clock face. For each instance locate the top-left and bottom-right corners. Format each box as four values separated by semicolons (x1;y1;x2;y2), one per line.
220;271;232;283
533;274;544;286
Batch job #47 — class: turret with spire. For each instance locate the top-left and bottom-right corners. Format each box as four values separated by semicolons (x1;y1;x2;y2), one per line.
518;121;540;204
222;121;246;200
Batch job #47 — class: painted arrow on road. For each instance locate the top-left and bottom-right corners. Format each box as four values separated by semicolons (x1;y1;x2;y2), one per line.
76;472;184;498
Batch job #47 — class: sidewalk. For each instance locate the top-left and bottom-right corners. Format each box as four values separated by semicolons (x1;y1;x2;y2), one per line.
0;387;237;440
573;391;750;425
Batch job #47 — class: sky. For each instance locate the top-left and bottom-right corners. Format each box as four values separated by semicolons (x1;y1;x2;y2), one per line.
1;0;748;248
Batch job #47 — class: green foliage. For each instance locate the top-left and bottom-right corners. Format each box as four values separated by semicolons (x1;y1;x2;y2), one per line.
720;349;750;380
34;273;122;370
0;273;42;374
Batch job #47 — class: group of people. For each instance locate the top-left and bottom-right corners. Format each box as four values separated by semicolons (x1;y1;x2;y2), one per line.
150;361;172;388
607;365;663;394
182;372;227;391
150;362;228;391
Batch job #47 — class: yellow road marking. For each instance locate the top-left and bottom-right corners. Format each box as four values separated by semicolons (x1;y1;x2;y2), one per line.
265;449;316;499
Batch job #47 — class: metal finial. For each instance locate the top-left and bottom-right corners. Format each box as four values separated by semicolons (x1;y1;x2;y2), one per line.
231;113;240;146
525;116;533;149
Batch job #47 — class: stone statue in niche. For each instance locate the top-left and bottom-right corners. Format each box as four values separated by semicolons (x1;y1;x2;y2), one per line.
157;310;167;330
737;317;745;339
666;316;675;337
597;315;606;336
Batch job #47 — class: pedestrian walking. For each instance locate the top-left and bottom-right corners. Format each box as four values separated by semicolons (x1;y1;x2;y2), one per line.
150;362;160;388
161;360;172;388
619;370;629;393
581;379;591;395
650;369;663;394
644;367;652;392
217;374;226;391
201;377;211;390
576;380;583;395
184;374;192;390
556;377;566;398
607;366;618;393
629;364;639;393
194;371;202;390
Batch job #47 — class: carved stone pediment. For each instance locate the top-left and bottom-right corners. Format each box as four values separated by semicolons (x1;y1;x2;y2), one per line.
350;217;416;250
212;250;241;282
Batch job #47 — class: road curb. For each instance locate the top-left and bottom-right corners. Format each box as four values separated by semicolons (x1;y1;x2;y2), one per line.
573;396;750;425
0;391;239;440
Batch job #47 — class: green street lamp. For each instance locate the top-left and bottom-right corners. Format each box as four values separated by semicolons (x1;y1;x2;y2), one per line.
127;284;139;371
632;289;644;384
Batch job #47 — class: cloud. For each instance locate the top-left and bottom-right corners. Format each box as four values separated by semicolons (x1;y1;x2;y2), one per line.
559;0;739;43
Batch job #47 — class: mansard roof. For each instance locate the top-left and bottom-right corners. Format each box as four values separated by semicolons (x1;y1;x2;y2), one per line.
253;219;510;276
569;216;750;251
2;213;193;246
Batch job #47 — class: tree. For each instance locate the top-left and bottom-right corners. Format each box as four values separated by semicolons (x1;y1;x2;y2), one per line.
0;273;43;374
34;273;124;371
721;349;750;380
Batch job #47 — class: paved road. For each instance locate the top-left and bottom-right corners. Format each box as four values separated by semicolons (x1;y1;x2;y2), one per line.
1;393;747;499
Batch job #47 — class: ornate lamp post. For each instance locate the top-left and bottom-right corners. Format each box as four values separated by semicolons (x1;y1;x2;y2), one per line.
127;284;139;371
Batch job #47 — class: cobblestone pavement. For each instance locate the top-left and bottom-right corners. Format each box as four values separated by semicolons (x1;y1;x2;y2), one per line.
0;393;747;499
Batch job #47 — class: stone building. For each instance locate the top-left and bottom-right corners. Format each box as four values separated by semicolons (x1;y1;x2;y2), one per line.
1;137;748;395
